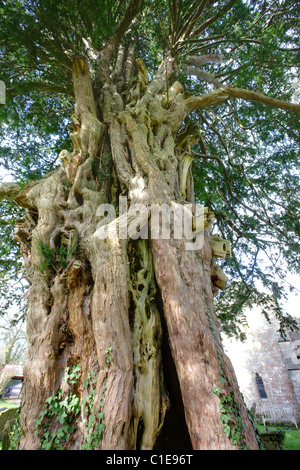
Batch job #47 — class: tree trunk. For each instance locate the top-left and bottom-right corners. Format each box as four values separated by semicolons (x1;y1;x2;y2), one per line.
16;55;259;450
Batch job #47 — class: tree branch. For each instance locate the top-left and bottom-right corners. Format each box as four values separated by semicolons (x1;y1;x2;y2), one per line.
108;0;141;51
185;87;230;113
226;87;300;113
183;66;222;88
0;181;39;208
175;0;210;43
7;81;73;98
186;86;300;114
0;183;21;203
191;0;238;39
100;0;141;66
169;0;178;44
96;0;141;82
187;54;225;66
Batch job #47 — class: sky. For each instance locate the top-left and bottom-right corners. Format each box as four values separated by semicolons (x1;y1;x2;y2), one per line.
283;272;300;319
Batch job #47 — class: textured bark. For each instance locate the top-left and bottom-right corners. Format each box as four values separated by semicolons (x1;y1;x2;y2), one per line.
12;54;260;450
151;235;256;449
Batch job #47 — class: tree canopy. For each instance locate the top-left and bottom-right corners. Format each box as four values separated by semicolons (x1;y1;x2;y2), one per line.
0;0;300;338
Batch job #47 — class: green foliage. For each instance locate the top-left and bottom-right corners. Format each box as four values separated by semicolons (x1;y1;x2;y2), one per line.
206;304;249;448
81;349;114;449
7;405;22;450
34;364;81;450
34;233;78;281
256;423;300;450
33;360;110;450
215;280;299;341
104;346;113;365
65;363;81;384
81;369;106;450
213;387;248;449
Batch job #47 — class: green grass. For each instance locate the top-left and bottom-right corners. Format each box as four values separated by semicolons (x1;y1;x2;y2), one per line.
0;399;19;410
256;423;300;450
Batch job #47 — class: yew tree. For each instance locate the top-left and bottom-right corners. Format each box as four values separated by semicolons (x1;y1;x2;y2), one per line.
0;0;299;450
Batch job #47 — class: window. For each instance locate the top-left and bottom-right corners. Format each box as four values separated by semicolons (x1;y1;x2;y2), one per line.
255;373;268;399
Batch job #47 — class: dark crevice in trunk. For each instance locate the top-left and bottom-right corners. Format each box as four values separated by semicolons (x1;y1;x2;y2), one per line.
153;288;193;450
74;191;84;206
136;417;145;450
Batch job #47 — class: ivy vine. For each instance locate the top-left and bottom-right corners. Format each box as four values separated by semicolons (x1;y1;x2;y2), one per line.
34;364;81;450
7;405;22;450
81;368;106;450
33;349;113;450
206;304;249;449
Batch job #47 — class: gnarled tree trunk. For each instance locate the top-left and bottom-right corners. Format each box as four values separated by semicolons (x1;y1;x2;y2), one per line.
14;52;259;450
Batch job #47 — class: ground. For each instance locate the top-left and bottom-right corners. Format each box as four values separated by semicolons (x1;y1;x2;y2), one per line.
0;398;19;411
0;397;299;450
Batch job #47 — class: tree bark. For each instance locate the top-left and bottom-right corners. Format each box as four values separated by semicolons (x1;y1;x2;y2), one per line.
12;55;260;450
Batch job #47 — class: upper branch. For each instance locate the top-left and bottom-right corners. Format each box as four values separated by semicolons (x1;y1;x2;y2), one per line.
175;0;210;44
175;0;238;52
183;66;222;88
97;0;141;82
106;0;141;53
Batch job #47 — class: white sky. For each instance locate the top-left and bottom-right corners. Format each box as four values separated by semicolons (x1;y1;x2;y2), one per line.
283;272;300;319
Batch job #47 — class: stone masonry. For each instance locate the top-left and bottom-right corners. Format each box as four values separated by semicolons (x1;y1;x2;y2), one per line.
222;308;300;425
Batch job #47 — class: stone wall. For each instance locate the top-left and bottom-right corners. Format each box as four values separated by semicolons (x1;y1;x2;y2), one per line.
222;308;300;425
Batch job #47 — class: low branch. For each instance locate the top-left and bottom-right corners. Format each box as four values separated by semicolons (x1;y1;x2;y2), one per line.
185;87;230;113
0;181;39;208
186;85;300;114
0;183;21;202
226;87;300;113
7;81;73;98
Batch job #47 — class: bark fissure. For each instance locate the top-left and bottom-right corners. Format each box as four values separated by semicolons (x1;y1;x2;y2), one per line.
127;239;164;449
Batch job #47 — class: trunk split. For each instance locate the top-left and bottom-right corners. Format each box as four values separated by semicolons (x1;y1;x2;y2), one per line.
14;55;259;450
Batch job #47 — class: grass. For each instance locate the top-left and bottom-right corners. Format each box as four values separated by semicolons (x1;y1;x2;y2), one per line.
256;423;300;450
0;399;19;410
